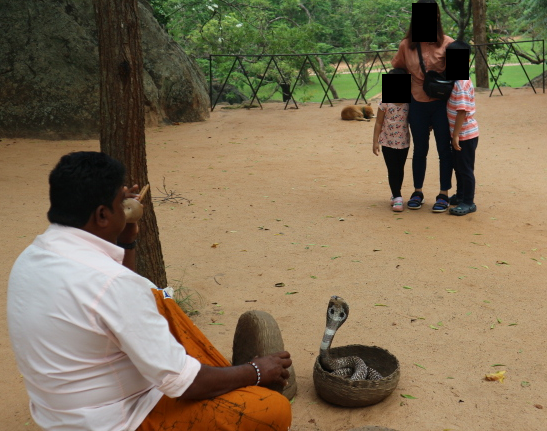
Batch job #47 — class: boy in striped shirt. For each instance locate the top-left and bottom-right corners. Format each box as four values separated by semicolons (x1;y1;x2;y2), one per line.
446;40;479;216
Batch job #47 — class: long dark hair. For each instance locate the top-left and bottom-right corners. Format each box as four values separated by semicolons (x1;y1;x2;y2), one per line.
404;0;446;49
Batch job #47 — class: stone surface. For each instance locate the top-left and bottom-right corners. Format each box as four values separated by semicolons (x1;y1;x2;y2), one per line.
523;70;547;90
0;0;209;139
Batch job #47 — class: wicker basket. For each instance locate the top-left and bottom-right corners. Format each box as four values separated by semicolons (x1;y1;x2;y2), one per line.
313;344;400;407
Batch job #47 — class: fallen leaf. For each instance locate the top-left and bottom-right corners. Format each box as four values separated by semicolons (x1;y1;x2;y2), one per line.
211;243;219;248
521;381;531;387
485;370;506;382
401;394;417;399
285;291;298;295
274;282;285;287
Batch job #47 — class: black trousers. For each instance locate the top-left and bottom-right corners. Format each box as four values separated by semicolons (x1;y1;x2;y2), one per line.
408;95;453;191
382;146;410;198
453;136;478;204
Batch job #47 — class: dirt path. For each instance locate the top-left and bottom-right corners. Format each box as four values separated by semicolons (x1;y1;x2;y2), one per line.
1;87;546;431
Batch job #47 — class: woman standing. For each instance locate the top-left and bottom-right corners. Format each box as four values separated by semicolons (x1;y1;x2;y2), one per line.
392;0;454;212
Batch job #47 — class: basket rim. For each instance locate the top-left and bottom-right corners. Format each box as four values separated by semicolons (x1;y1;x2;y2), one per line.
314;344;400;379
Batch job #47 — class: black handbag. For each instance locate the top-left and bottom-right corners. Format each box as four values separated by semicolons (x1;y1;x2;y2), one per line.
416;43;454;100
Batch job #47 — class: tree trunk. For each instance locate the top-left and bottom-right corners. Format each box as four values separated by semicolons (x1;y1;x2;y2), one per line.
472;0;489;88
93;0;168;288
315;57;339;99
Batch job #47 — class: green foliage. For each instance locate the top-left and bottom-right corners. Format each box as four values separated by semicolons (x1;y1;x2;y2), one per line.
519;0;547;39
149;0;544;98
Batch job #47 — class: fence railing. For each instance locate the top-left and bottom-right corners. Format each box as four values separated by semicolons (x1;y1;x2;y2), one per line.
208;40;544;111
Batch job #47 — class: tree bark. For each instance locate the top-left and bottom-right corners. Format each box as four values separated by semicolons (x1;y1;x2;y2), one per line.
93;0;168;288
472;0;489;88
315;57;339;99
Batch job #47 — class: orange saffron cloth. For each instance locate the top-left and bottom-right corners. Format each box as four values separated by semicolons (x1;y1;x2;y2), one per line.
136;289;292;431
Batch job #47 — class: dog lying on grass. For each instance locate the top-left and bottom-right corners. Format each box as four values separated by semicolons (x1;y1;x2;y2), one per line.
341;103;374;121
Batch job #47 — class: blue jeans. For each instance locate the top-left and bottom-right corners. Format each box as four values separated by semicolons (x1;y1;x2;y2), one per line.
408;95;453;192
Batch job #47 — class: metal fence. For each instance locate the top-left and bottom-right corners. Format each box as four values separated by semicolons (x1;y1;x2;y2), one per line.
208;39;544;111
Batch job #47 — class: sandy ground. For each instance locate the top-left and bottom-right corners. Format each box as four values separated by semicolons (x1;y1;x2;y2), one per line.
1;87;546;431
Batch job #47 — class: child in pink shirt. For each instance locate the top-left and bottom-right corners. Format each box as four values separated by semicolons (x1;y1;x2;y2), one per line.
373;98;410;212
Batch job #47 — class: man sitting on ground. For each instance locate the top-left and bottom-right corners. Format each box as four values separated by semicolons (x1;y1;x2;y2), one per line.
7;151;292;431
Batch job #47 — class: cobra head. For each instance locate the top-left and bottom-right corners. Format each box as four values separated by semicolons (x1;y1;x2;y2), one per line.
326;295;349;330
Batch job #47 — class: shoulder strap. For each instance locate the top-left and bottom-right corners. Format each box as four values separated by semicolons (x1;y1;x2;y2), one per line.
416;43;427;74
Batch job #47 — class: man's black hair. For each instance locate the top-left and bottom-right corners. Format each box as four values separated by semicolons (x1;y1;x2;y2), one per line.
47;151;126;228
447;40;471;51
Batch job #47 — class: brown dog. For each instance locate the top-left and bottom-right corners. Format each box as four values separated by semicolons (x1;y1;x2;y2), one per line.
341;103;374;121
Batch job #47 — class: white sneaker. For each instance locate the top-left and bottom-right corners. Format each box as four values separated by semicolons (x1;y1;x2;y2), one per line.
392;197;403;212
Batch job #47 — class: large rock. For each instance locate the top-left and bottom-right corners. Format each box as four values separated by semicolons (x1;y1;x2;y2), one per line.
0;0;209;139
523;70;547;90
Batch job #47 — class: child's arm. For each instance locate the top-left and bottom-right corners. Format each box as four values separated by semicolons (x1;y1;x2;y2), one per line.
452;110;466;151
372;108;385;156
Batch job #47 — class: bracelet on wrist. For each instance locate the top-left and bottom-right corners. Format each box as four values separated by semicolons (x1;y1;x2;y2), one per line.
117;240;137;250
247;361;261;386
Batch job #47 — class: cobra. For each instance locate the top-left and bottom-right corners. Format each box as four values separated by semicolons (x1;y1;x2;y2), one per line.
319;295;383;381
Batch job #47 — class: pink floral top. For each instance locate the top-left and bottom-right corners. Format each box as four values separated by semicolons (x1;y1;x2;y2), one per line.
378;102;410;149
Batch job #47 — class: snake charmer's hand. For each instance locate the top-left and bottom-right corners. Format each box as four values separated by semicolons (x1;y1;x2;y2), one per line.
118;184;140;244
253;351;292;387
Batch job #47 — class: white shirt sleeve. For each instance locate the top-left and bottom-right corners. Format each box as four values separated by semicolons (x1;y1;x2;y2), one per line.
95;271;201;398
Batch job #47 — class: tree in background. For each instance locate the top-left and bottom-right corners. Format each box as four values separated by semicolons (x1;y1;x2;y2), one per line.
93;0;168;288
440;0;472;41
472;0;489;88
149;0;544;96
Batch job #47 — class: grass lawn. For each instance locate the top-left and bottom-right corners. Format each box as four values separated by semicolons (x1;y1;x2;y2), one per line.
236;63;544;104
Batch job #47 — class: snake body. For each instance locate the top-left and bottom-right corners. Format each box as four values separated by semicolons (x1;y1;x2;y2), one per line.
319;296;383;381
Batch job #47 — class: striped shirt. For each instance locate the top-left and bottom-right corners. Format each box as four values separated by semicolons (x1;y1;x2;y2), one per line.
447;79;479;140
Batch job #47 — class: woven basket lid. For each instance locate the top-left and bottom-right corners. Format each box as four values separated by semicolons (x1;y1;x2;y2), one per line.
232;310;297;400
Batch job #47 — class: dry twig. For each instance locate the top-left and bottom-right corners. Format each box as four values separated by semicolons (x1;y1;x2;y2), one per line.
152;177;191;205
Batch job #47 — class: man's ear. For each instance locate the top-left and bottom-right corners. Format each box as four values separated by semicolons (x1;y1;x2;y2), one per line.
94;205;111;228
